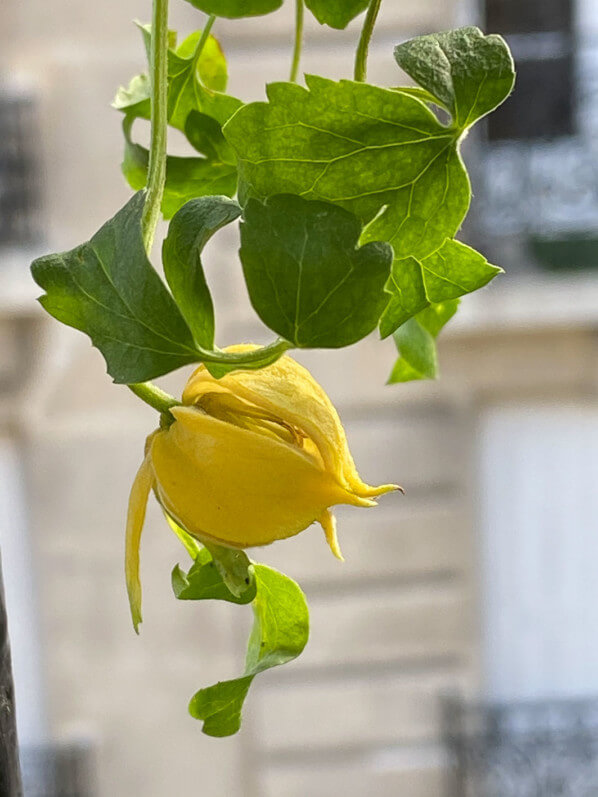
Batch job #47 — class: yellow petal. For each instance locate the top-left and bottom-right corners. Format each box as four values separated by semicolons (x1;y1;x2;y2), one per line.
183;346;398;499
197;390;303;446
319;509;344;561
125;451;155;633
149;406;371;550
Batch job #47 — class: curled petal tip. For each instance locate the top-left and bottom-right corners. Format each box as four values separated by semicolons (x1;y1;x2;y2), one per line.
320;509;344;561
373;483;404;496
351;481;400;499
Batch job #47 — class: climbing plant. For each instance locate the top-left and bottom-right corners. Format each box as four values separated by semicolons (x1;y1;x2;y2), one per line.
30;0;514;737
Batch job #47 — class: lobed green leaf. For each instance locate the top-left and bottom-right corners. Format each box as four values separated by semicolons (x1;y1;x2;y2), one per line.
30;193;200;384
224;29;513;267
240;195;392;347
188;564;309;737
394;26;515;129
224;75;469;262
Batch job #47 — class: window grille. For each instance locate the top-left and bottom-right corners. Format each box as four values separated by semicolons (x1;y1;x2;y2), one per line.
0;90;40;247
484;0;574;141
443;695;598;797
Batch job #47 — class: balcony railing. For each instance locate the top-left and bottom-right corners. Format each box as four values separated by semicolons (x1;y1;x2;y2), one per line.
468;36;598;271
443;695;598;797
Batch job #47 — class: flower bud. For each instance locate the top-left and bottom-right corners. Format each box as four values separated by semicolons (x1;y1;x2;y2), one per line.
126;346;399;630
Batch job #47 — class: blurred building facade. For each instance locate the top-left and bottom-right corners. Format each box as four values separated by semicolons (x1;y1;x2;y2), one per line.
1;0;598;795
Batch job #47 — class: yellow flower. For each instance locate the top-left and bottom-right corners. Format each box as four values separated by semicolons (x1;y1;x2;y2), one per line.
126;346;399;631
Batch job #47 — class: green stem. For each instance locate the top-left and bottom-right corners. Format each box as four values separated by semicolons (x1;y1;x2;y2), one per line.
290;0;304;83
203;338;291;366
194;14;217;69
128;382;180;414
354;0;382;82
141;0;169;253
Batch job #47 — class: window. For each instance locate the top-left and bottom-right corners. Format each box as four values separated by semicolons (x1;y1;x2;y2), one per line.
0;92;40;246
479;406;598;700
484;0;575;140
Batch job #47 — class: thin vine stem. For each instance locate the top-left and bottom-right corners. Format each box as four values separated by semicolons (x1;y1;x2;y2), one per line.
128;382;180;414
134;0;177;412
194;14;217;68
141;0;169;253
354;0;382;82
290;0;304;83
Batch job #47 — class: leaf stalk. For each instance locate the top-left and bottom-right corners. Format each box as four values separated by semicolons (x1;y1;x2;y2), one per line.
194;14;217;70
354;0;382;82
290;0;305;83
128;382;180;414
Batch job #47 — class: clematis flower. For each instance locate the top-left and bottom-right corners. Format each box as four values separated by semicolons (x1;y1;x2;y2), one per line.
126;346;399;630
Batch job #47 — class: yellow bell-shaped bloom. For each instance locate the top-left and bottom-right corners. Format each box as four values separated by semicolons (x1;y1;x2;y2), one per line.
126;346;399;631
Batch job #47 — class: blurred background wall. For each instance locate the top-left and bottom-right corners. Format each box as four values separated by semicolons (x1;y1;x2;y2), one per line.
1;0;598;795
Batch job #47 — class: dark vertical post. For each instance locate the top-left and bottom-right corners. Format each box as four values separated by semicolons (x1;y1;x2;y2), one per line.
0;556;23;797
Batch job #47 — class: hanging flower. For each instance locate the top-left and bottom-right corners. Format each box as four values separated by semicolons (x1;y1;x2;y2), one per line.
125;346;399;630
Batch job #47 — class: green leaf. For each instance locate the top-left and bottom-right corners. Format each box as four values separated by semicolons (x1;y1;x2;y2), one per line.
162;197;242;349
115;24;241;133
30;193;200;384
31;195;291;381
240;195;392;347
166;32;230;130
185;110;236;164
122;118;237;220
176;30;228;93
389;299;459;383
380;239;501;338
188;564;309;737
169;515;256;601
379;256;428;339
200;542;255;598
115;25;242;221
112;73;151;119
393;85;449;110
421;238;502;302
172;557;256;604
225;75;468;262
188;88;243;128
182;0;283;18
394;26;515;130
305;0;369;29
225;30;513;261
